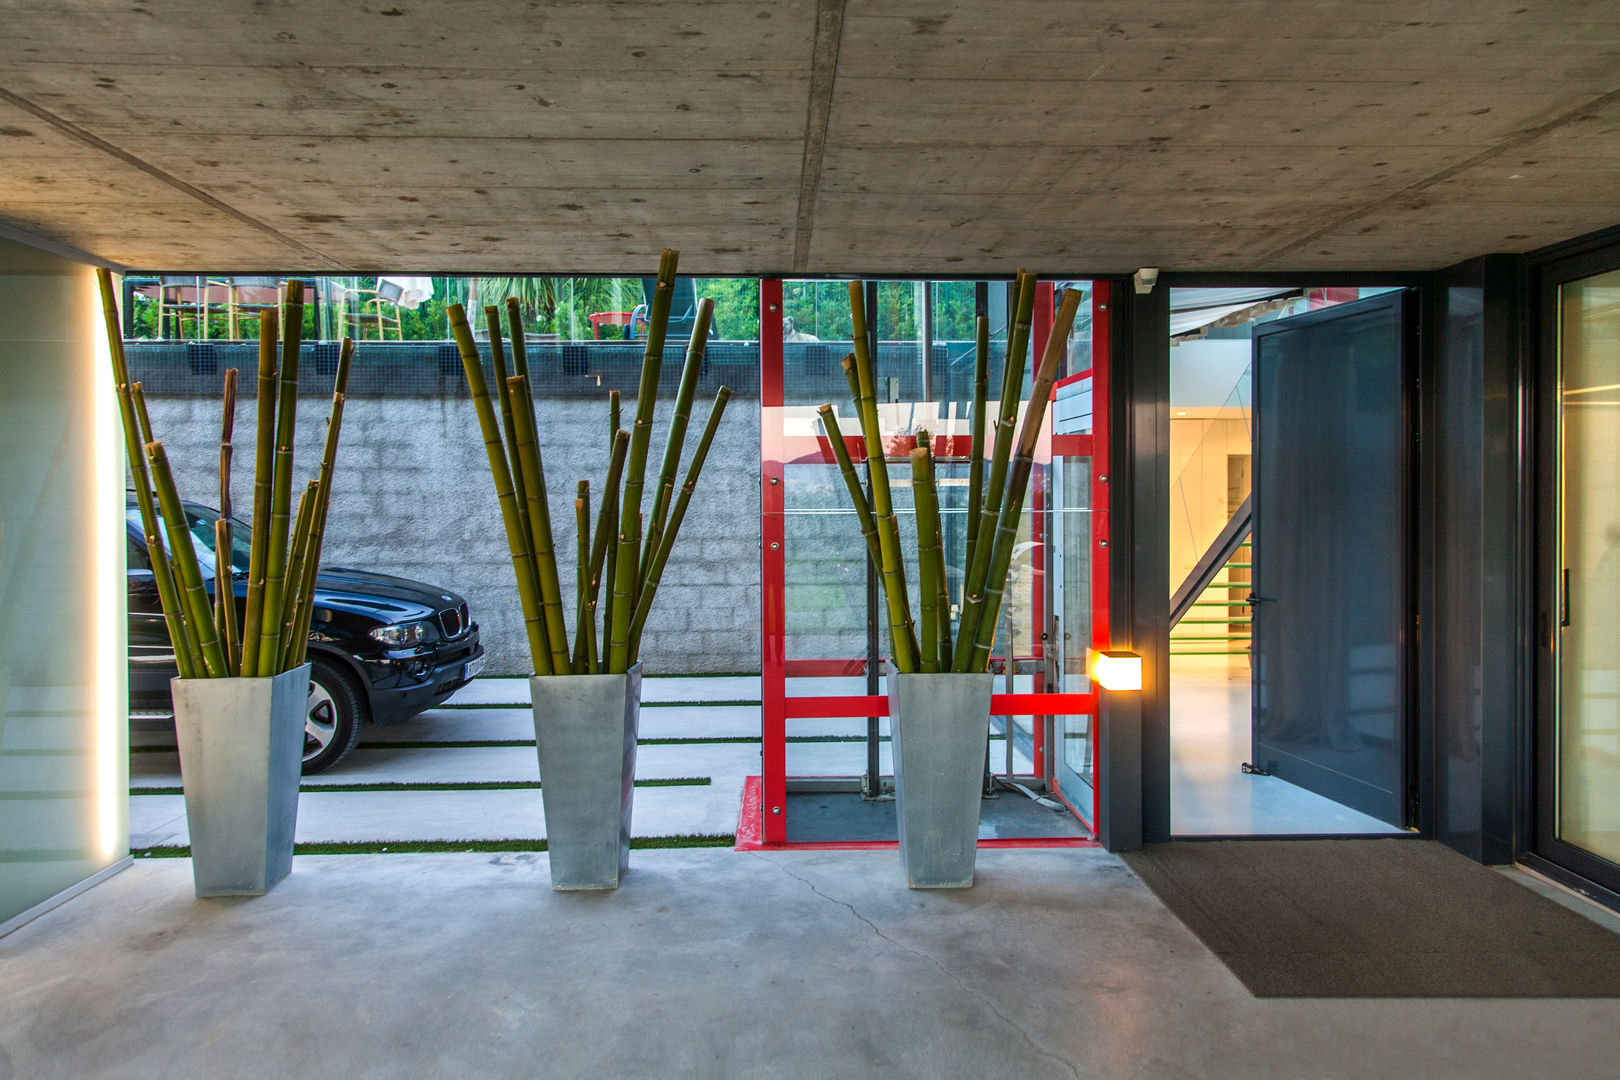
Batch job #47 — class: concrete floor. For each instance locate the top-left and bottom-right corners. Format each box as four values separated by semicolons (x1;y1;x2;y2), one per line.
5;848;1620;1079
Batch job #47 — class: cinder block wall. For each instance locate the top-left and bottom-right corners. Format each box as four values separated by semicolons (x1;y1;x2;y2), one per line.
143;393;762;675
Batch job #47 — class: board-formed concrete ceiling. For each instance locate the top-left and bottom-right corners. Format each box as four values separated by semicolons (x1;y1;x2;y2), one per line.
2;1;1617;275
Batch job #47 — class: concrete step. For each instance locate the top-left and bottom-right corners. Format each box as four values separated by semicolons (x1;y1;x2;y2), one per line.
129;782;744;848
130;736;1031;791
131;741;764;788
446;675;763;706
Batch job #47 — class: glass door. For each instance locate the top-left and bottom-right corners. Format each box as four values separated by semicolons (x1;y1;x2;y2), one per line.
1540;262;1620;892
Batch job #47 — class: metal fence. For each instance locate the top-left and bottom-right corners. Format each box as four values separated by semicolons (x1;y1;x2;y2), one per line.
124;339;1013;402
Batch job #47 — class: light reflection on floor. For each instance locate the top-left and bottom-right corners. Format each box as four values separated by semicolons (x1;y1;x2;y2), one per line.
1170;655;1406;836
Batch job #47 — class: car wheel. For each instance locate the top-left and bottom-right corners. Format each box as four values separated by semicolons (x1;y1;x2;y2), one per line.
303;657;366;774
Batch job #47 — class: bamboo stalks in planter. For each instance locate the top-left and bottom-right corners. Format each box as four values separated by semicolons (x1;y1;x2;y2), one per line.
216;368;239;675
453;249;731;676
818;273;1084;675
99;269;353;680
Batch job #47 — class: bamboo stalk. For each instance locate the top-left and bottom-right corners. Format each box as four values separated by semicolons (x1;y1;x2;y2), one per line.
572;480;591;674
587;429;630;674
845;298;920;673
98;265;197;680
816;404;880;569
255;280;304;676
607;249;679;673
609;390;621;454
914;436;952;672
954;272;1035;664
130;380;155;445
964;314;990;577
628;387;731;659
287;337;354;670
486;305;534;574
506;373;573;674
449;303;550;674
277;481;318;673
643;296;714;578
147;442;230;678
216;369;239;674
961;287;1084;672
215;516;239;676
839;350;863;413
505;298;530;381
912;440;940;674
241;312;279;675
130;381;203;678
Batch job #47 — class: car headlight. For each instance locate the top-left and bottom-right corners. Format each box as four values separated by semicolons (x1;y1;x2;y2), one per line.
369;620;431;647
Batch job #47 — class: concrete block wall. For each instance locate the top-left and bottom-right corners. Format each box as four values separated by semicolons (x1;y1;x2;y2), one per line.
142;392;762;675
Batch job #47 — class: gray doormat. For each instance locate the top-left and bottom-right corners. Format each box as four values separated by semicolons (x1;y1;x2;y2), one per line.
785;789;1088;843
1121;839;1620;997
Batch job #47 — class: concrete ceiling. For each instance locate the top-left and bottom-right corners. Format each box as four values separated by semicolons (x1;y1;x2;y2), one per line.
1;1;1617;275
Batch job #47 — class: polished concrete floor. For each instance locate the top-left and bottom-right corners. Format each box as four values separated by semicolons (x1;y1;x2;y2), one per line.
1170;656;1406;836
4;849;1620;1079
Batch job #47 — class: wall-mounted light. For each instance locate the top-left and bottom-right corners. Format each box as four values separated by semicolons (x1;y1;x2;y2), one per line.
1090;649;1142;692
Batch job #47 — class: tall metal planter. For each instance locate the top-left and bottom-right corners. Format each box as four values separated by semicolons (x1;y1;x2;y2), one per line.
888;663;994;889
531;663;642;890
171;664;309;897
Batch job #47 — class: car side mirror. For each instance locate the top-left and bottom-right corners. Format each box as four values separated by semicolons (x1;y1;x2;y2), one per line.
128;568;158;598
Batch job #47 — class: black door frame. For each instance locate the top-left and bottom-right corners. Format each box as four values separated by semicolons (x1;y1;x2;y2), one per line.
1526;233;1620;903
1123;271;1436;843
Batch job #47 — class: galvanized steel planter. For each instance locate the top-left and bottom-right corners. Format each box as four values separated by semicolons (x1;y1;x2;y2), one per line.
531;663;641;891
171;664;309;898
888;664;994;889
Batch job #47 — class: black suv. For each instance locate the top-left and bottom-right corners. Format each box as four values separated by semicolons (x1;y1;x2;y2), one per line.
128;499;485;772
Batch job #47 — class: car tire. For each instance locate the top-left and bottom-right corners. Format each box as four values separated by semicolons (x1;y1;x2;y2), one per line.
303;656;366;774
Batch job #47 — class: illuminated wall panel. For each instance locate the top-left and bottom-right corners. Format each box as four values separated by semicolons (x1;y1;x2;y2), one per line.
0;236;127;928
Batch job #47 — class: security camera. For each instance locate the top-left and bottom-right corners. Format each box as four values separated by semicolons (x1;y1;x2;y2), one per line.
1133;267;1160;294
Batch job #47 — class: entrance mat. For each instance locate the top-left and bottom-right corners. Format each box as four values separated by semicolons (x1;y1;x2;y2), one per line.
785;789;1088;844
1121;839;1620;997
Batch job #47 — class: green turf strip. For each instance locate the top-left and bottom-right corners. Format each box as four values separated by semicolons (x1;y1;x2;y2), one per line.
350;735;866;749
130;835;736;858
136;735;876;755
129;777;710;796
437;700;760;710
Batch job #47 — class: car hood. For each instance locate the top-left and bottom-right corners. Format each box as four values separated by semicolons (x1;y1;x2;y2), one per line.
308;567;466;625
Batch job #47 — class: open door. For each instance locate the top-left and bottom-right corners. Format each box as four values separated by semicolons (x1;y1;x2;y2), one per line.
1249;291;1413;827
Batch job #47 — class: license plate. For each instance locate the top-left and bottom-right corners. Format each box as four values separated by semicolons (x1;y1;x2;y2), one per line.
463;655;486;682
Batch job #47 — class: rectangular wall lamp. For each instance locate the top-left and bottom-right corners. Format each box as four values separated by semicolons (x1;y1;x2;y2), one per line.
1090;649;1143;693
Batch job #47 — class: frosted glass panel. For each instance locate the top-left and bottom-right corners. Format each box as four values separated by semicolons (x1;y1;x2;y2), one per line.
0;239;128;927
1558;269;1620;866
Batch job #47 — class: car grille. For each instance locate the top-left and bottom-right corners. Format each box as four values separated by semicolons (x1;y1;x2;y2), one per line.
438;603;469;639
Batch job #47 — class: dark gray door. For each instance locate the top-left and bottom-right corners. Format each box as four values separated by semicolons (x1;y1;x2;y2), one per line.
1251;292;1411;827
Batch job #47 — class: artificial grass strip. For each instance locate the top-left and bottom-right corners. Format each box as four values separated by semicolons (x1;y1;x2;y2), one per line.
352;735;857;750
129;777;711;796
130;834;736;858
438;699;761;710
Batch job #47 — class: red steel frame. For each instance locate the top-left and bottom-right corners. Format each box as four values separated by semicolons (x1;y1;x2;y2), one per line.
756;278;1110;847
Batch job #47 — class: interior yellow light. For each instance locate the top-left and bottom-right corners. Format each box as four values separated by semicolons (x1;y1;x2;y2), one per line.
92;272;123;858
1090;649;1143;692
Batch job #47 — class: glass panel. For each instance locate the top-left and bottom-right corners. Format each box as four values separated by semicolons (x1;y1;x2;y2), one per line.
775;278;1089;786
1;240;128;924
1058;456;1095;793
1558;268;1620;866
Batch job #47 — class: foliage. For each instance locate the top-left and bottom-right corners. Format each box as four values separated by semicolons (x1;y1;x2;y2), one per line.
125;274;989;345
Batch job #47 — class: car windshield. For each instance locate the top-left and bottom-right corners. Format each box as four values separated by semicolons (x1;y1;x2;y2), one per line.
128;504;252;579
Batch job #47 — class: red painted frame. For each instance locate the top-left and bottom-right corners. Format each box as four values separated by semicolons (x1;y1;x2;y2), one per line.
756;278;1110;847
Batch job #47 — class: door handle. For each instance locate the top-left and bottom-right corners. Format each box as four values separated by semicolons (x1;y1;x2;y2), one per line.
1561;568;1571;628
1245;594;1276;605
